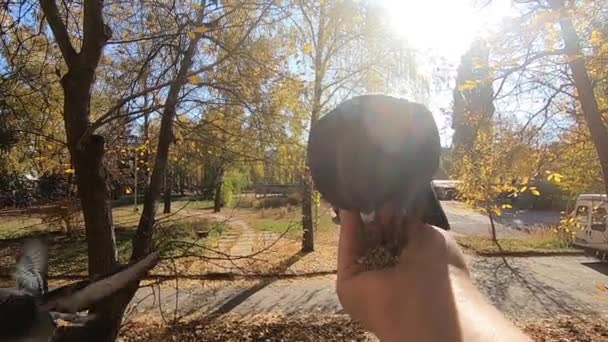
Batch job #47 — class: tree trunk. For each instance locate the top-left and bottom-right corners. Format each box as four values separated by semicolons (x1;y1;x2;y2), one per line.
301;3;327;253
301;172;314;252
163;167;171;214
213;168;225;213
550;0;608;196
46;1;126;336
488;209;497;242
131;20;203;260
179;171;185;196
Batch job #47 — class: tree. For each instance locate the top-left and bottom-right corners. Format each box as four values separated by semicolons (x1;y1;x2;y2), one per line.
0;0;280;339
38;3;125;338
452;39;495;153
487;0;608;196
547;0;608;196
451;40;542;241
294;0;424;252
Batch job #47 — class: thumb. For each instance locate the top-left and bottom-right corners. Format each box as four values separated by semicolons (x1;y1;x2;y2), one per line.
337;209;365;280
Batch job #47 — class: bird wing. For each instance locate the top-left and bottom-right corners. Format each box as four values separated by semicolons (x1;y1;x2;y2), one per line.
14;238;49;296
43;252;159;313
0;288;39;340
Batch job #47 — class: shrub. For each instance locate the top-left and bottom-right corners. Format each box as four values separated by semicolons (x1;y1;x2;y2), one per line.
222;169;251;206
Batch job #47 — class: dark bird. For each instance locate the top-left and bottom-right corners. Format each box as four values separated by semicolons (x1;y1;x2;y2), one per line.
307;94;450;233
0;238;159;342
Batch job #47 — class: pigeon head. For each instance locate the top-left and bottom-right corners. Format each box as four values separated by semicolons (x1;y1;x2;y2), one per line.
307;94;449;230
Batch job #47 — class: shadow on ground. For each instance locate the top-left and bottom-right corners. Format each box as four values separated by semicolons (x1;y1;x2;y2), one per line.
471;256;600;317
581;262;608;277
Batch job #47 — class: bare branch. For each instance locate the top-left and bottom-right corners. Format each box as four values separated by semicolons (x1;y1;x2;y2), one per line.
39;0;78;66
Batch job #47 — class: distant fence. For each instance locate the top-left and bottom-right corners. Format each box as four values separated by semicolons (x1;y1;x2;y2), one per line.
250;184;300;198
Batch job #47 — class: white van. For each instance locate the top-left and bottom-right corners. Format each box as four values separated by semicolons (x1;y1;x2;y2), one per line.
572;194;608;259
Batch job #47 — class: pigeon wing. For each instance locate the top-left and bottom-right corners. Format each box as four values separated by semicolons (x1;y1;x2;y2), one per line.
15;239;48;296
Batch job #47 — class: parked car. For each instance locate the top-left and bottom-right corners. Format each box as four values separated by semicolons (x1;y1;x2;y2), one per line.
572;194;608;260
431;180;462;200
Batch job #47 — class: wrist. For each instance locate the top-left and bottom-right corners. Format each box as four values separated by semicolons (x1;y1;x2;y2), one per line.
371;264;464;341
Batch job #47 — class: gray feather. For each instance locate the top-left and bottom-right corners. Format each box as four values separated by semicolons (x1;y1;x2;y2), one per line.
14;238;48;296
48;253;159;313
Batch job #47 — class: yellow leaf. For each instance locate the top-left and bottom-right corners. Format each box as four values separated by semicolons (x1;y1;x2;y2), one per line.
458;80;479;91
520;186;527;193
531;189;540;196
302;42;313;54
591;30;603;47
64;168;75;174
522;177;529;185
502;204;512;209
193;26;208;34
493;207;502;216
189;75;202;84
187;31;196;40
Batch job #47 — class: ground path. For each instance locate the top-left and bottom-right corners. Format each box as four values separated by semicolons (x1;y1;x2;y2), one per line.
442;201;560;238
179;209;281;275
128;251;608;323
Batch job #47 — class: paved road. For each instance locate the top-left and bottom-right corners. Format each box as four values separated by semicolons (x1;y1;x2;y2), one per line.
441;201;560;238
127;253;608;323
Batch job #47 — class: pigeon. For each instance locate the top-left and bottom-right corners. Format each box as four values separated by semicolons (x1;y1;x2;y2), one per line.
0;238;159;342
308;94;450;233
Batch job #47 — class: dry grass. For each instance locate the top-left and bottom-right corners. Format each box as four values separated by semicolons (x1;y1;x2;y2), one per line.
118;313;608;342
0;205;229;283
228;205;340;275
119;313;376;342
455;229;579;255
513;315;608;341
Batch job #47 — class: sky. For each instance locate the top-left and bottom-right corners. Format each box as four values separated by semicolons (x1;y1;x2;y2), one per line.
378;0;517;146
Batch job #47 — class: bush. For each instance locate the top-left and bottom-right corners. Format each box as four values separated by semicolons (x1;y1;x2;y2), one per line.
287;191;302;206
38;173;69;200
222;169;250;206
233;196;255;208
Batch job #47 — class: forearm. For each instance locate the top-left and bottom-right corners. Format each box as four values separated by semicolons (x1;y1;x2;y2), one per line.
375;265;530;342
449;267;531;342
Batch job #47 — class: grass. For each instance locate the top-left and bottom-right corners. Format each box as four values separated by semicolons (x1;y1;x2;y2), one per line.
252;218;302;237
38;217;226;277
0;203;227;279
247;205;336;239
0;216;46;239
169;199;214;211
455;232;579;255
250;206;302;238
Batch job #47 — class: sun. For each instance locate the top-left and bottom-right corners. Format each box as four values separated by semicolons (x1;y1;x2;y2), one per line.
380;0;514;63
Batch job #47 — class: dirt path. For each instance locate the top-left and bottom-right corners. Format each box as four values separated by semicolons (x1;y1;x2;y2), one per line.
181;209;280;274
127;250;608;323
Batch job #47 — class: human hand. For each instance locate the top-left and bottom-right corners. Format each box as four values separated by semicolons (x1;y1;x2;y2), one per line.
335;209;469;341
